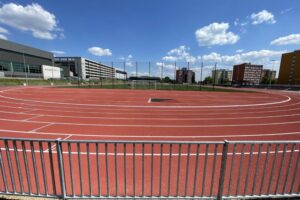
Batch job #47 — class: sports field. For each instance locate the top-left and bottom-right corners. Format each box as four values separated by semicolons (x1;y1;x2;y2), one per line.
0;86;299;198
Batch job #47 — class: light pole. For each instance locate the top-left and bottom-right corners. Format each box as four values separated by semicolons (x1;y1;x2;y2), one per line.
22;50;28;86
269;60;276;88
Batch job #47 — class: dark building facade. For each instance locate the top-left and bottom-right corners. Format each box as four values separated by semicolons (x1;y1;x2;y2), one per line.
278;50;300;85
261;69;276;83
232;63;263;85
176;68;195;84
0;39;54;78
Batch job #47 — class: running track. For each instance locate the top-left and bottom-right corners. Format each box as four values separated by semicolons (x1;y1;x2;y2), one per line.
0;86;299;198
0;86;299;141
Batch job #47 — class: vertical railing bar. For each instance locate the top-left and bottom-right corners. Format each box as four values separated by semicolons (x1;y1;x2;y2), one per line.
77;142;83;196
96;143;101;197
192;144;200;197
282;144;295;194
22;141;31;195
68;143;74;197
55;140;66;199
217;141;229;200
105;143;110;197
289;146;300;194
167;144;173;197
133;143;136;197
227;143;237;196
0;146;8;193
267;144;280;194
251;143;262;196
142;143;145;197
123;143;127;197
114;143;118;197
243;144;254;196
48;142;56;196
159;144;163;197
87;143;92;197
184;144;191;197
275;144;288;194
235;144;246;196
38;142;48;195
176;144;182;197
30;141;40;195
210;144;218;196
259;144;271;195
4;140;16;193
13;140;24;194
151;143;154;196
201;144;209;197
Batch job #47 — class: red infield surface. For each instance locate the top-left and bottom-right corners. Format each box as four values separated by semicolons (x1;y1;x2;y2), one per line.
0;86;299;197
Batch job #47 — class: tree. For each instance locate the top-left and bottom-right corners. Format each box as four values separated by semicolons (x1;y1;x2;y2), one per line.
204;76;213;84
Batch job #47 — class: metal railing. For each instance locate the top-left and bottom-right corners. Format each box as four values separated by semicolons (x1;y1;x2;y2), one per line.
0;138;299;199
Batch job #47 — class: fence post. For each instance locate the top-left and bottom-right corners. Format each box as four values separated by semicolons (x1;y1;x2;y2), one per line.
217;140;229;200
56;139;66;199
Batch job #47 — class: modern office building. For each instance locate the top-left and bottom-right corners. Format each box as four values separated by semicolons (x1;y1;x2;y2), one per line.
232;63;263;85
212;69;232;84
0;39;54;78
278;50;300;85
176;68;195;84
261;69;276;83
55;57;126;80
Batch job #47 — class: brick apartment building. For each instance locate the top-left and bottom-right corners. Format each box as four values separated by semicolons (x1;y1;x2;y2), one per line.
176;68;195;84
232;63;263;85
278;50;300;85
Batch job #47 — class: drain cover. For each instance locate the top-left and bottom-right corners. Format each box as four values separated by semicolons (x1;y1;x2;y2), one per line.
148;98;173;103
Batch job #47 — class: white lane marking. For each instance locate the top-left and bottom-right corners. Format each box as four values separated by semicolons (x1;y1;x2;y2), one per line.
1;109;300;121
0;147;299;156
0;93;299;113
23;115;43;121
30;123;54;132
1;117;300;128
0;129;300;138
148;98;152;103
44;135;73;152
0;89;292;108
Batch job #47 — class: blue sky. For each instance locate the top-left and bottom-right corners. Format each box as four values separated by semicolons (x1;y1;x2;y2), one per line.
0;0;299;78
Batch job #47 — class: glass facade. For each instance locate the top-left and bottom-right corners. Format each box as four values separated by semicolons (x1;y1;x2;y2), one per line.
0;60;42;74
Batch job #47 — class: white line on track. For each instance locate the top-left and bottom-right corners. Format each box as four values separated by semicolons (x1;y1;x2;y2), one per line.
30;123;54;132
0;147;298;156
23;115;43;121
0;129;300;138
1;117;300;127
1;109;300;121
0;88;292;108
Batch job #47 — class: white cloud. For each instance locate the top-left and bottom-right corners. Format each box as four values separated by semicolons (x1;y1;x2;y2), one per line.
0;34;7;40
0;26;8;34
0;26;8;39
281;8;293;14
162;45;196;62
251;10;276;25
51;50;65;55
236;49;244;53
88;47;112;57
119;54;134;67
195;22;239;46
0;3;62;40
270;34;300;45
200;49;285;70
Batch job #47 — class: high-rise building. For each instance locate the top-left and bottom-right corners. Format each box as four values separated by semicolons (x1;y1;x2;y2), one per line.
176;68;195;84
232;63;263;85
278;50;300;85
261;69;276;83
212;69;232;84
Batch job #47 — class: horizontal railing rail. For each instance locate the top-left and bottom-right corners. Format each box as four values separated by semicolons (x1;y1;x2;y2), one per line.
0;138;299;199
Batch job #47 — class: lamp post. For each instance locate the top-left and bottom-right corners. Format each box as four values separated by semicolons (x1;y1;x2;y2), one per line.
269;60;276;88
22;50;28;86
